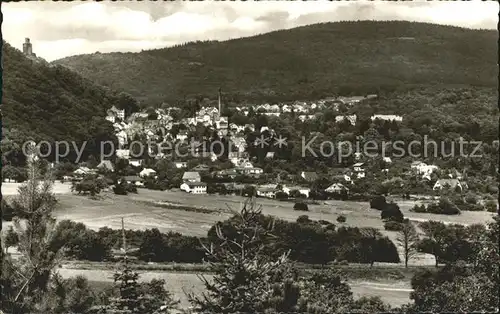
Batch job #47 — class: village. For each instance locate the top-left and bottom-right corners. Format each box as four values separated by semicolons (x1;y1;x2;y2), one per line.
59;89;473;202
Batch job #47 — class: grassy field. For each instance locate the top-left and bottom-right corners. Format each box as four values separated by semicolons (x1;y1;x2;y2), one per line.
3;182;495;266
58;267;414;309
3;182;495;308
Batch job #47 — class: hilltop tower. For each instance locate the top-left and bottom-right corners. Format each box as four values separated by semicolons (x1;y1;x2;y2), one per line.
23;38;33;56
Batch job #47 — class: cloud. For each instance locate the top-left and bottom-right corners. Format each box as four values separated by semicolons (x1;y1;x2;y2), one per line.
2;1;497;61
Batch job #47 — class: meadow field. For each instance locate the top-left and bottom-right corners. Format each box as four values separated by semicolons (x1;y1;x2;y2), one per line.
3;182;495;265
3;181;495;308
57;267;414;309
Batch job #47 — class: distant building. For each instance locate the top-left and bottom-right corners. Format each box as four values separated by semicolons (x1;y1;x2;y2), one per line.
352;162;366;179
174;161;188;169
123;175;144;187
433;179;466;191
139;168;156;178
182;171;201;183
97;160;114;172
325;183;349;194
180;182;207;194
129;159;143;167
22;38;36;57
335;115;357;125
371;114;403;122
282;185;310;198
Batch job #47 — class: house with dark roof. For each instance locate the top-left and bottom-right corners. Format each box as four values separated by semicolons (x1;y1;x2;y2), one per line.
182;171;201;183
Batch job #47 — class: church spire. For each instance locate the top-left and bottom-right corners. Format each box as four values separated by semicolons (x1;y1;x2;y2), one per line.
218;87;222;114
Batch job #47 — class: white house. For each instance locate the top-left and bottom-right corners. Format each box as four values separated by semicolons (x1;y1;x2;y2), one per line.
411;161;439;178
256;186;278;198
129;159;144;167
325;183;349;194
335;115;357;125
140;168;156;178
282;185;310;198
371;114;403;122
383;157;392;164
176;131;188;142
174;161;188;169
352;163;366;179
433;179;466;191
73;167;91;177
180;182;207;194
116;149;130;159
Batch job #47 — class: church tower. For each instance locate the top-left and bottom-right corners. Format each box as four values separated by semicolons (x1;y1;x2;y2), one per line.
218;87;222;114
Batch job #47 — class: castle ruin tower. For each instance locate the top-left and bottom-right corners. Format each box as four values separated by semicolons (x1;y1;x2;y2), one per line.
23;38;33;56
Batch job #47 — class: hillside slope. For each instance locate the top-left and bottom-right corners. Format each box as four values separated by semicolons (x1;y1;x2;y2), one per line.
54;21;497;104
1;41;120;162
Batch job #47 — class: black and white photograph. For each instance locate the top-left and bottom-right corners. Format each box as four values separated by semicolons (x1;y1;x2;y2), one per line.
0;1;499;313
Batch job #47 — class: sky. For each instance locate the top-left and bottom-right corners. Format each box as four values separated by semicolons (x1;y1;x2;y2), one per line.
2;1;498;62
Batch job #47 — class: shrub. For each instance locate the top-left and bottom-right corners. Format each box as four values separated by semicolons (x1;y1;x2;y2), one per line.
113;183;128;195
384;221;404;231
336;215;347;223
426;198;461;215
293;202;309;211
457;203;484;211
381;203;404;223
370;195;387;210
318;219;331;225
485;200;497;213
296;215;311;224
275;191;288;200
1;199;15;221
465;193;478;204
411;204;427;213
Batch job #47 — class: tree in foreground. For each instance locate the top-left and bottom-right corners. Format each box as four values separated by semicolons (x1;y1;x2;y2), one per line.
406;216;499;312
100;218;179;314
0;150;62;313
397;221;419;268
188;197;301;313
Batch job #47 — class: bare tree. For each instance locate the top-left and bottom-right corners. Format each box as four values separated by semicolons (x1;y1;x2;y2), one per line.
397;222;419;268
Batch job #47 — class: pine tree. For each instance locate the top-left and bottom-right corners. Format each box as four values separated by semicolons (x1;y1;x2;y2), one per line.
188;197;300;313
104;218;178;314
1;147;62;313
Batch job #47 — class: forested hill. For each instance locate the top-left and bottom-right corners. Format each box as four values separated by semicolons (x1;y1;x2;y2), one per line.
1;41;129;163
54;21;498;104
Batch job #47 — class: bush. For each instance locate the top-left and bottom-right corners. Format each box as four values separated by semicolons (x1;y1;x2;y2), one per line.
294;202;309;211
384;221;404;231
426;198;461;215
318;219;332;225
485;200;497;212
457;203;484;211
336;215;347;223
113;183;128;195
381;203;404;222
275;191;288;200
370;195;387;210
411;204;427;213
296;215;311;224
1;199;15;221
